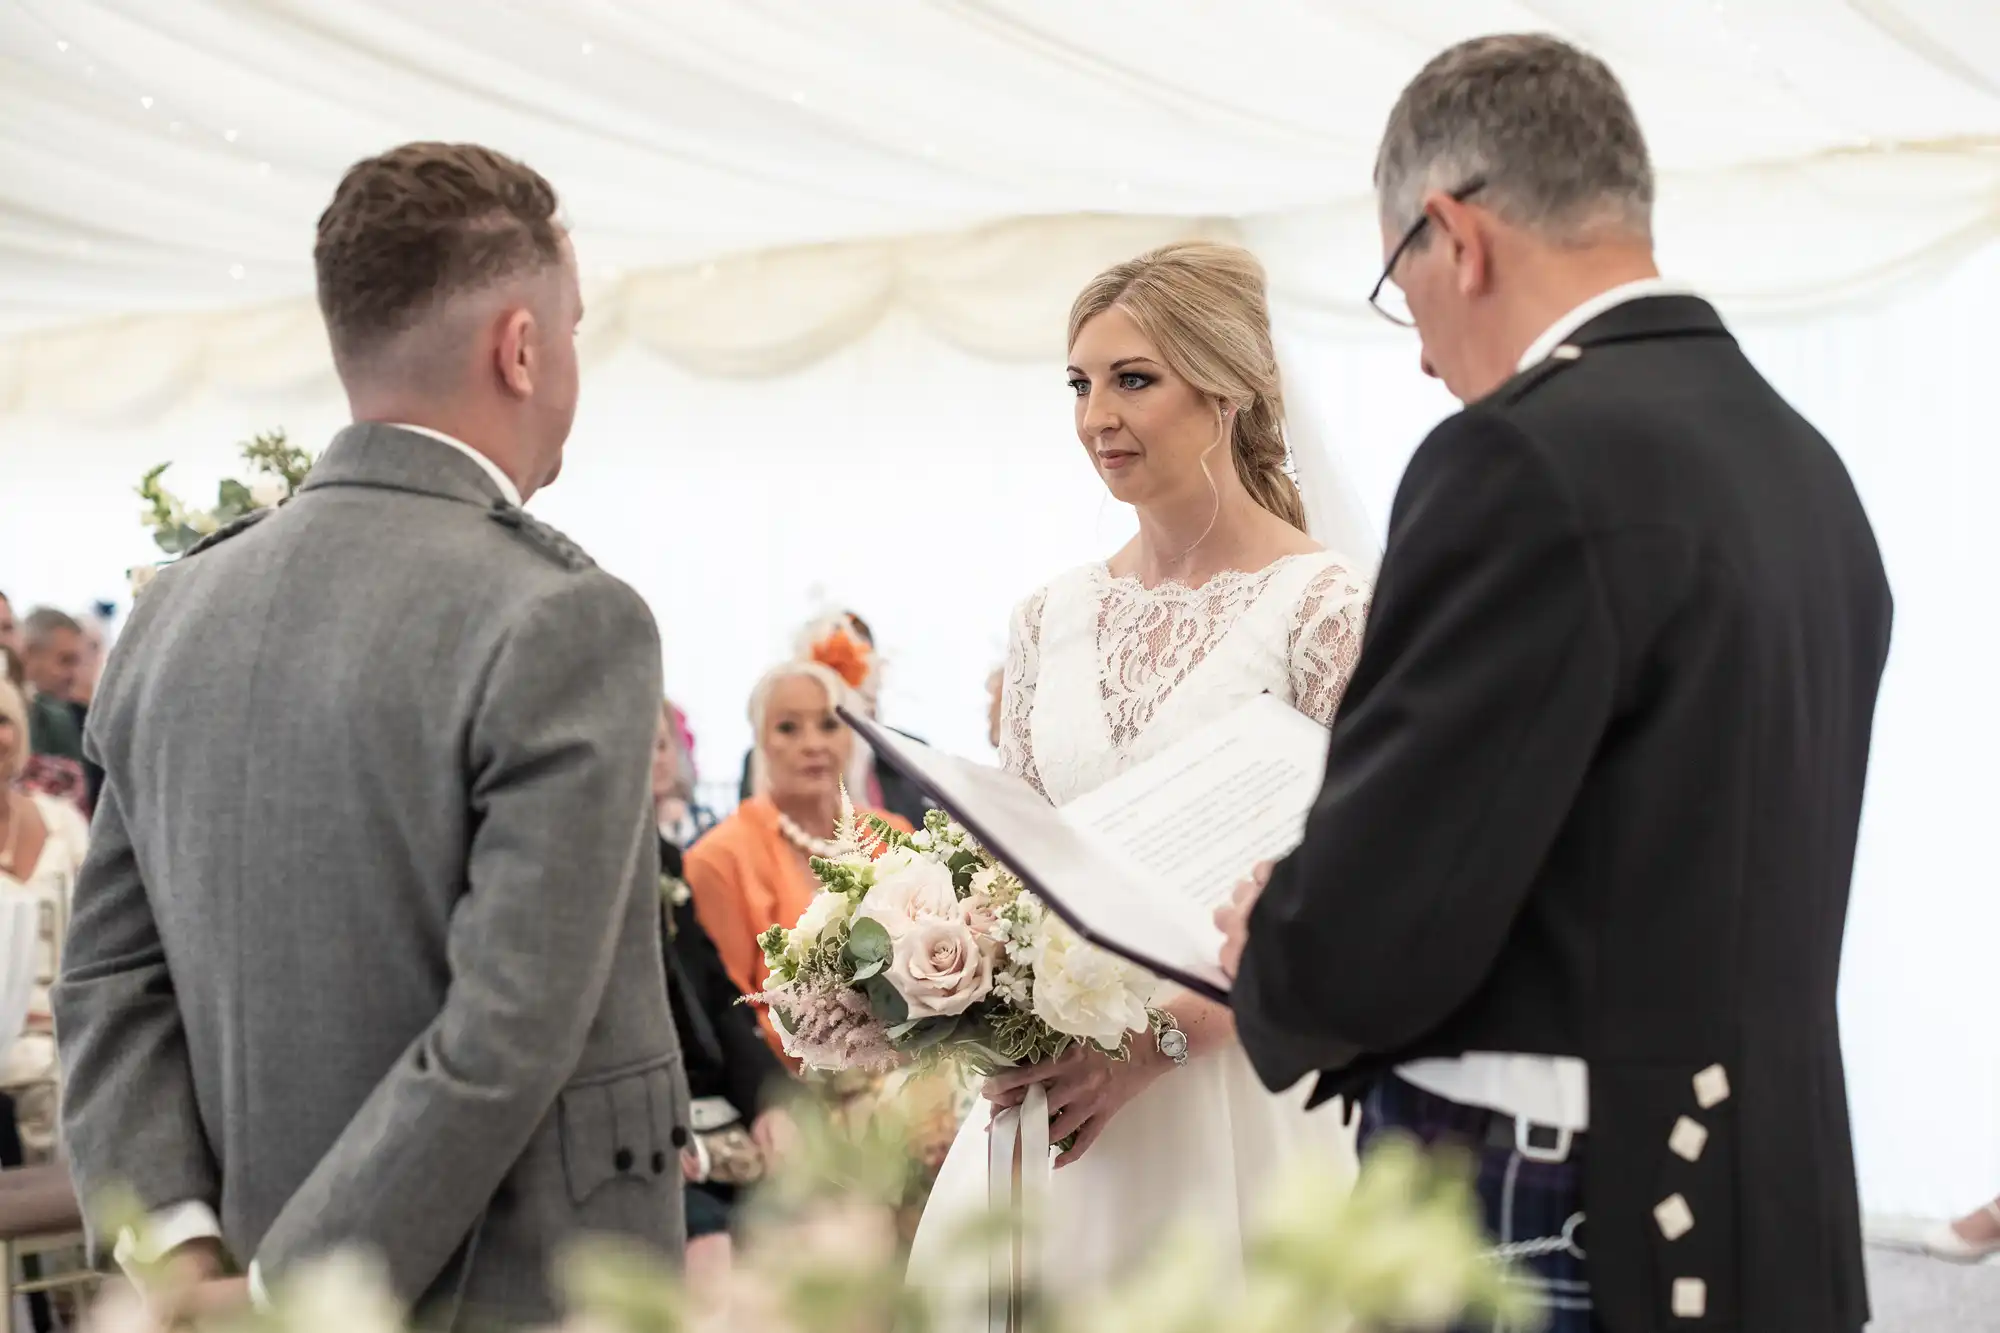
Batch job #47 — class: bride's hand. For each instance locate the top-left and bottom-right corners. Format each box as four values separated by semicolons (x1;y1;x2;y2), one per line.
982;1043;1168;1168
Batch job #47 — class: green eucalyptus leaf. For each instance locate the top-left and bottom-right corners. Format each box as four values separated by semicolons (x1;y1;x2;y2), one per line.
850;958;886;983
845;915;892;967
218;478;252;512
862;974;908;1026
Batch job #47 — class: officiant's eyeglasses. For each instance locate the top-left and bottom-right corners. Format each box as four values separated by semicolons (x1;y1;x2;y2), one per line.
1367;177;1488;328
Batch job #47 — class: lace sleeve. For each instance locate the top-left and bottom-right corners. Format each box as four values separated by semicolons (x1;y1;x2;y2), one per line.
997;588;1049;798
1289;562;1371;725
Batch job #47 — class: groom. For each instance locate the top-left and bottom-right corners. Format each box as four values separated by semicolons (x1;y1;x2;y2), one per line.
1218;35;1888;1333
55;143;683;1326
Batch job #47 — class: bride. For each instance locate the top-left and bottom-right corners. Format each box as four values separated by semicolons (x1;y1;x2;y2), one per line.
907;241;1376;1308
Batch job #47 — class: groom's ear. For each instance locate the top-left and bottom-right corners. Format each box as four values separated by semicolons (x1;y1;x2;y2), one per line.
494;305;538;399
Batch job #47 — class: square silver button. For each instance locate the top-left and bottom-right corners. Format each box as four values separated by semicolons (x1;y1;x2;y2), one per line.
1655;1193;1696;1241
1693;1063;1731;1109
1672;1277;1707;1318
1669;1115;1709;1163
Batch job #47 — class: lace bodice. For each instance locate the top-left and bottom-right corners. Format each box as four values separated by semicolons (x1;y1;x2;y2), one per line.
999;552;1371;805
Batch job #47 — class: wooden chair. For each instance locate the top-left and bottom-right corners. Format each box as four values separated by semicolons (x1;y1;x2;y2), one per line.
0;1164;93;1333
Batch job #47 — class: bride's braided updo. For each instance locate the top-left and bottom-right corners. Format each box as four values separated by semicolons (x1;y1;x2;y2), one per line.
1067;241;1307;533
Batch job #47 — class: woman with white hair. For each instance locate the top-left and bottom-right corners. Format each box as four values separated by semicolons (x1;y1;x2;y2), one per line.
684;660;913;1061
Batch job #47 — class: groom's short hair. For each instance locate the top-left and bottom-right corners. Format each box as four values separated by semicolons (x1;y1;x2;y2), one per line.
1375;34;1654;244
314;142;565;380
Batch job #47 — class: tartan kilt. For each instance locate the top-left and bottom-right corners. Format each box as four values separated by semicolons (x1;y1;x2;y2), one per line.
1359;1074;1594;1333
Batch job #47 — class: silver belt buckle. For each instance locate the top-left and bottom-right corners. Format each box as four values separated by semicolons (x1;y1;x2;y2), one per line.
1515;1115;1574;1164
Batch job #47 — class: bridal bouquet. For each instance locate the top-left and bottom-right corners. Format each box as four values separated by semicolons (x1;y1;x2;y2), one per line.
753;798;1158;1077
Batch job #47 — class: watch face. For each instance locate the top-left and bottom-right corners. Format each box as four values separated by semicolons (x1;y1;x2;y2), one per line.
1159;1029;1189;1062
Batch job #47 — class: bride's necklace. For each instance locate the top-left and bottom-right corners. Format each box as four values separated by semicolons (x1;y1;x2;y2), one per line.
775;808;842;860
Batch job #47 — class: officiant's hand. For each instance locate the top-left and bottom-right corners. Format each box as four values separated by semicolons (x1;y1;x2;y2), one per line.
1215;861;1275;980
982;1043;1168;1168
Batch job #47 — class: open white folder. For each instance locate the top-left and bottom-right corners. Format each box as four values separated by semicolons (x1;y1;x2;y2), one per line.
842;695;1332;1003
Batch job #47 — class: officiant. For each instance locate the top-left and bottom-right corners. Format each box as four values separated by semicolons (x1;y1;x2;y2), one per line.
1219;36;1889;1333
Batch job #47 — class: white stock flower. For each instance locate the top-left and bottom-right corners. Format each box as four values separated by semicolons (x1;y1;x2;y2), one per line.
275;1249;405;1333
910;828;933;850
187;511;220;536
855;854;959;939
248;476;290;509
787;890;852;952
1031;922;1149;1047
886;914;994;1018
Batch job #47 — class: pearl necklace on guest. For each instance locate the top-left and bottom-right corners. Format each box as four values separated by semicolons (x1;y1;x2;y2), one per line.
775;808;842;860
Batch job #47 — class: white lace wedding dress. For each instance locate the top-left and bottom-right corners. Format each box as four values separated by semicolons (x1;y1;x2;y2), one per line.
907;550;1373;1314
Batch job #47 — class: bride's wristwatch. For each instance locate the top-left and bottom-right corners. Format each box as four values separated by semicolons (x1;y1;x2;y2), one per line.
1152;1010;1189;1067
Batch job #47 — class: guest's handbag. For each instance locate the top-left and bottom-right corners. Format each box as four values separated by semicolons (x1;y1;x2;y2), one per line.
685;1096;764;1186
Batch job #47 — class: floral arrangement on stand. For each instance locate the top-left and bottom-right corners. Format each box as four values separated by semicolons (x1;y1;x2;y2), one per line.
131;430;314;595
752;799;1155;1088
92;1096;1538;1333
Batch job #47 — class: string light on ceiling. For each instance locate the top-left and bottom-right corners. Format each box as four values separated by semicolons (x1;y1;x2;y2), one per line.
25;8;283;293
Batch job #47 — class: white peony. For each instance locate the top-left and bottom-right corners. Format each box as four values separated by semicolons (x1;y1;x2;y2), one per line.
787;890;853;952
249;476;290;509
855;855;959;939
1031;921;1151;1047
885;915;993;1018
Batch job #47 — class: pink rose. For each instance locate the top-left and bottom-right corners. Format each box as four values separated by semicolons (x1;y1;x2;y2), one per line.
887;916;993;1019
856;855;959;940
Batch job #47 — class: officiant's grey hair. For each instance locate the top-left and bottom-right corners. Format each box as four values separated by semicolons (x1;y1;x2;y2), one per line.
1375;34;1655;244
314;141;567;384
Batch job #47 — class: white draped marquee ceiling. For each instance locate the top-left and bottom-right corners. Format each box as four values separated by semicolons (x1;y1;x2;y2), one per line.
1;0;1996;418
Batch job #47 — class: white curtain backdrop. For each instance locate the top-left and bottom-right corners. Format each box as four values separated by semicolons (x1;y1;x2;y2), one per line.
3;0;1995;407
3;241;1993;1221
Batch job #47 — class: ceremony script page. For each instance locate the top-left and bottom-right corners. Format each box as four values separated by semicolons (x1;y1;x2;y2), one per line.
844;695;1332;1002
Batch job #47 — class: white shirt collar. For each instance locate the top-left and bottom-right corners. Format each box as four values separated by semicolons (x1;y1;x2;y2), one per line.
383;423;524;507
1517;278;1696;372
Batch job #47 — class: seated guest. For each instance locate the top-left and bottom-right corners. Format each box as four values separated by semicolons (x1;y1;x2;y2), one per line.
655;699;716;848
17;611;89;814
737;612;931;828
691;661;913;1057
0;677;88;1159
20;610;84;764
653;702;794;1283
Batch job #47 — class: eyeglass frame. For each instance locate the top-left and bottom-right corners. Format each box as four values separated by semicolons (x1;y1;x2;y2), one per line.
1366;176;1489;327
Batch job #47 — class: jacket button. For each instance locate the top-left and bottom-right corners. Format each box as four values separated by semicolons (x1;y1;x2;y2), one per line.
670;1126;690;1149
652;1151;668;1175
614;1148;634;1172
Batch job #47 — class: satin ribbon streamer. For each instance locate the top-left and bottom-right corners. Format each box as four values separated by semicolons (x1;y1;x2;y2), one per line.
986;1082;1050;1333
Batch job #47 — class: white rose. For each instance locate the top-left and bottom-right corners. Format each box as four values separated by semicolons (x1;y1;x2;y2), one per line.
249;476;290;509
787;890;852;952
886;915;993;1018
856;855;959;939
1031;922;1151;1047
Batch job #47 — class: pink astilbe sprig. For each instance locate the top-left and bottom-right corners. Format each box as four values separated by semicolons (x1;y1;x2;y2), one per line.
756;978;900;1073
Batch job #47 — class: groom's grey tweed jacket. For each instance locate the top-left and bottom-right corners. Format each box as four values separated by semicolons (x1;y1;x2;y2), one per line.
55;424;685;1327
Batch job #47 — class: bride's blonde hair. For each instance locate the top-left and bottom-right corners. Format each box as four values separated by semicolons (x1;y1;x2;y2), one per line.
1067;241;1307;532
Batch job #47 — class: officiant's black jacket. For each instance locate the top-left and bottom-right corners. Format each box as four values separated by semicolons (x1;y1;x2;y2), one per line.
1235;296;1890;1333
